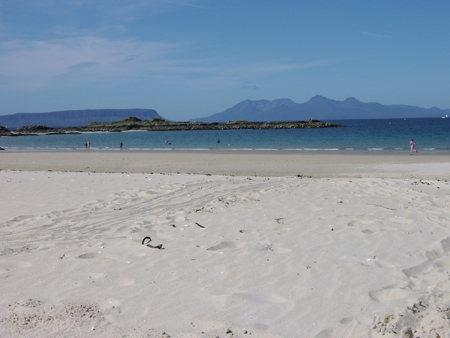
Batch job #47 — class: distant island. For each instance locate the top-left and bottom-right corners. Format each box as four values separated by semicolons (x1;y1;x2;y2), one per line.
0;117;341;136
0;109;162;129
1;96;448;131
191;96;450;122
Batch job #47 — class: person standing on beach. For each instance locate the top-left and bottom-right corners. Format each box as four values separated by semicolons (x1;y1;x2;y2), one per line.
120;142;123;150
410;139;418;155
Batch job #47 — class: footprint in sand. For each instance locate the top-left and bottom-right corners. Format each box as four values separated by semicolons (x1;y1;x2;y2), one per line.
207;241;236;251
369;284;410;303
402;260;432;278
440;236;450;253
78;253;101;259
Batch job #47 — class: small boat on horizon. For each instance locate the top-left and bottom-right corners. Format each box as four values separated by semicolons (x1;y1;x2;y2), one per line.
442;114;449;119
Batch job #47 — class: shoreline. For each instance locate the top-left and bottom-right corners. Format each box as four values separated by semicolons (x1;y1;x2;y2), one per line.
1;150;449;179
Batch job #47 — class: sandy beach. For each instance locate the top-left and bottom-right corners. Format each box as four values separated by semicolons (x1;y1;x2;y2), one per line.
1;150;450;179
1;151;450;337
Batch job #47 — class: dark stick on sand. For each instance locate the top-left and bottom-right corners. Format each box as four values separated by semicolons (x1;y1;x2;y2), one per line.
142;236;163;249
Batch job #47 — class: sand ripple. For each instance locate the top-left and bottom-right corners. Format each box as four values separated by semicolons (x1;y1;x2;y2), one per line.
1;171;449;337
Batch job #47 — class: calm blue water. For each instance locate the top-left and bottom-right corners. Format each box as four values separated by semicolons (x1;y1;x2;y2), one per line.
1;118;449;153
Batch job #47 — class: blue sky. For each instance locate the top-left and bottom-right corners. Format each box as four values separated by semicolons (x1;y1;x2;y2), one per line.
0;0;449;120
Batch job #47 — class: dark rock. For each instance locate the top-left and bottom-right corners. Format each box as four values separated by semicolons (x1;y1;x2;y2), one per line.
0;125;12;136
13;125;54;133
13;117;342;134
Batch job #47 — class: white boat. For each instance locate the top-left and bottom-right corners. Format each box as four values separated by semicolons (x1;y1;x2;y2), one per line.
442;114;448;119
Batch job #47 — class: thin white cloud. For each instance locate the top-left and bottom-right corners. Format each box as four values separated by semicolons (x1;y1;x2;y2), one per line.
0;0;221;91
0;37;183;90
0;22;337;93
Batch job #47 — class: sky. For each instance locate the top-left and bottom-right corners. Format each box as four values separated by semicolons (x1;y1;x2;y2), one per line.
0;0;449;121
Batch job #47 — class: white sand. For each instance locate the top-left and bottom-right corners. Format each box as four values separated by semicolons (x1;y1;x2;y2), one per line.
1;151;450;337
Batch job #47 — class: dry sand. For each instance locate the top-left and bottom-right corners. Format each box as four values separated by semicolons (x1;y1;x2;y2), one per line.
1;151;450;337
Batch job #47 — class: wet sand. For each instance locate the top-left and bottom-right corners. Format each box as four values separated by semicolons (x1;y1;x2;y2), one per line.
1;150;450;179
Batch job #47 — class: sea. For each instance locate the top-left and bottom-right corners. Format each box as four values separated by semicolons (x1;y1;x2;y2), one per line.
1;118;449;153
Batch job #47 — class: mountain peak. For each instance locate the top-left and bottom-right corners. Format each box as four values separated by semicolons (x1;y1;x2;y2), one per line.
189;95;449;122
305;95;339;105
308;95;328;103
273;98;295;103
344;97;360;103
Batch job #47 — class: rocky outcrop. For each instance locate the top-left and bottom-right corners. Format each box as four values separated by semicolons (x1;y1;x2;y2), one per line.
5;118;342;134
78;118;342;132
0;125;13;136
13;125;55;133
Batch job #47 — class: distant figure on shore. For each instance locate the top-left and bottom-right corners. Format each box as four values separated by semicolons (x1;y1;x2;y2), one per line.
120;142;123;150
87;141;90;150
85;142;87;149
410;139;418;155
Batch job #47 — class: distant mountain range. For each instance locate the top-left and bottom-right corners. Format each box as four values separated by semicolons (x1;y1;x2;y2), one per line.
1;96;449;129
0;109;162;129
191;96;450;122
